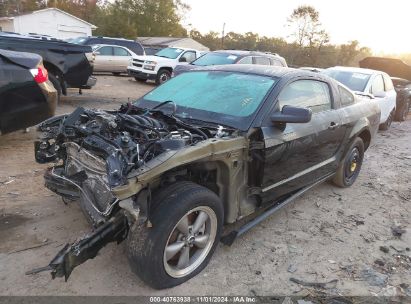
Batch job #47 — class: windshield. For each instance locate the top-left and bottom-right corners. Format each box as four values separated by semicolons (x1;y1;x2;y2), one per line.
323;69;371;92
135;71;277;130
192;53;239;66
154;47;184;59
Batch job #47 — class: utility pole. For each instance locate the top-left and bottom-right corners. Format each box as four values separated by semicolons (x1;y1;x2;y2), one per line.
221;22;225;49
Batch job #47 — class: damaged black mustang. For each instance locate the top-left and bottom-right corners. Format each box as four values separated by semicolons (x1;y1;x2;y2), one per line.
32;65;380;289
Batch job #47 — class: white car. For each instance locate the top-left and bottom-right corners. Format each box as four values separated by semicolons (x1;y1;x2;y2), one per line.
92;44;138;75
323;67;397;130
127;47;203;84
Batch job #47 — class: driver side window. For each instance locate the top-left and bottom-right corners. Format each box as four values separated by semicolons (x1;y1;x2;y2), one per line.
181;51;196;62
278;80;331;113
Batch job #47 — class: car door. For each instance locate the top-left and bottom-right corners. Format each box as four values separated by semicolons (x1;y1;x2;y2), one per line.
259;78;345;203
368;74;393;124
93;46;113;72
382;73;397;118
112;46;132;72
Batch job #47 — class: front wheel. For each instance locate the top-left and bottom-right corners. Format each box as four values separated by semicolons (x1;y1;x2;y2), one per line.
156;69;171;85
126;182;223;289
333;137;364;188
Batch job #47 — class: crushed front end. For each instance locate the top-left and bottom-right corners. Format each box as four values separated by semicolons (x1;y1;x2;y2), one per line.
31;104;234;280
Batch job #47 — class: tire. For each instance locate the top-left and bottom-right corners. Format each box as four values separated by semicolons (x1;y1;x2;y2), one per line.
126;181;223;289
333;137;364;188
156;69;171;85
48;73;62;104
379;110;394;131
394;99;409;121
134;77;146;83
112;72;121;76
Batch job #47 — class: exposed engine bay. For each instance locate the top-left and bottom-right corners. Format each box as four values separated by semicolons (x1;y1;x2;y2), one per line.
35;103;234;225
30;103;240;280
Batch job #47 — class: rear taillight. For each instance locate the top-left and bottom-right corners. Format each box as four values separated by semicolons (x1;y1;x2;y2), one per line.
30;65;48;83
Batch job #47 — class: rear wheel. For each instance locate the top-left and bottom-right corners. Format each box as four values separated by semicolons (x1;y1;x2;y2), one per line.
333;137;364;188
112;72;121;76
126;182;223;289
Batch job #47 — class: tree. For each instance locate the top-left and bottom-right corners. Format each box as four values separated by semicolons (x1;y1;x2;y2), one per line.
287;5;329;48
0;0;44;17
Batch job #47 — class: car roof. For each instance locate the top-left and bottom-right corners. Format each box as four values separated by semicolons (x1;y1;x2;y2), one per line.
326;66;382;75
192;64;324;79
211;49;283;58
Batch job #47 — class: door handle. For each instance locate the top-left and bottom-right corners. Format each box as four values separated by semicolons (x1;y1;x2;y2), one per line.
328;122;339;130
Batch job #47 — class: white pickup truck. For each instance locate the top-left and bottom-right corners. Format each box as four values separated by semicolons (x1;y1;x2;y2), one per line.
127;47;203;84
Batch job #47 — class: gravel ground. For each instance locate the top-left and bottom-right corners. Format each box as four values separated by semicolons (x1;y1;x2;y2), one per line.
0;75;410;297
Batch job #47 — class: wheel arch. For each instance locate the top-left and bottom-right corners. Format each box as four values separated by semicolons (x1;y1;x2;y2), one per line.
158;67;173;73
357;129;371;151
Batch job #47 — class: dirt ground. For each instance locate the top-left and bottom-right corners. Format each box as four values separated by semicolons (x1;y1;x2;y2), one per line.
0;75;410;297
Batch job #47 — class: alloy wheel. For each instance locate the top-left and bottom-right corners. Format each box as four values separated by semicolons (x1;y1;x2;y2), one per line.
163;206;217;278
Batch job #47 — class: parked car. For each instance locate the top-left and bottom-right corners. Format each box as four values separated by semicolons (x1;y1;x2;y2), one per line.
0;32;96;103
323;66;396;130
173;50;287;77
91;44;138;75
127;47;203;84
32;65;379;289
359;57;411;121
391;77;411;121
70;36;145;56
0;49;57;134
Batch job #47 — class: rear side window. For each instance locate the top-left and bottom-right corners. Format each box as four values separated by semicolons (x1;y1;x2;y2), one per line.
270;58;283;66
98;46;113;56
237;56;253;64
370;75;385;94
339;86;355;106
113;47;130;56
278;80;332;113
383;74;394;91
254;57;270;65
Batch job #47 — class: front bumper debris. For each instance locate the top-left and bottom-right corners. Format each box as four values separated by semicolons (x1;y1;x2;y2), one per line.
26;213;129;281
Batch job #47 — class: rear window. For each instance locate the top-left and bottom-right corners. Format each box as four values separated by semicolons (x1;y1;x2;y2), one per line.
192;53;238;66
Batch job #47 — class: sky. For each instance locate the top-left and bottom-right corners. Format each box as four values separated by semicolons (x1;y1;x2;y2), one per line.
182;0;411;54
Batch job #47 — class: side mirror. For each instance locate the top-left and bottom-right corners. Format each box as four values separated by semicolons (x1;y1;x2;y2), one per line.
270;105;312;124
94;51;100;55
373;91;387;98
179;57;187;62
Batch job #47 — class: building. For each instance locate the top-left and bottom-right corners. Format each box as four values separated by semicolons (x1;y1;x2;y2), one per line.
137;37;209;53
0;8;97;39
